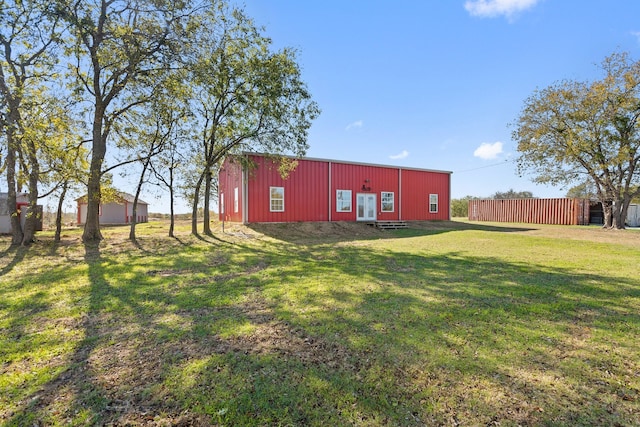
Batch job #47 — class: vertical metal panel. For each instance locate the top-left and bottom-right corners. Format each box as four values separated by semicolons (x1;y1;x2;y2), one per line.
247;155;329;222
398;168;402;220
331;163;400;221
220;153;452;224
101;202;124;224
627;204;640;227
328;162;332;221
468;198;590;225
76;202;85;225
400;169;451;220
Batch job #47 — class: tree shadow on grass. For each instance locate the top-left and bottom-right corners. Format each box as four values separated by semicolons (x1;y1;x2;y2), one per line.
248;220;536;245
226;241;640;425
3;235;639;425
0;245;28;277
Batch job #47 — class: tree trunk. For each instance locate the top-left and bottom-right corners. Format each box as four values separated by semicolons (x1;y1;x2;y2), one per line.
620;195;632;229
129;157;150;242
191;171;206;235
203;167;212;235
168;166;175;238
191;192;199;235
5;133;23;246
83;159;104;242
3;109;24;245
83;113;107;243
129;200;138;242
22;198;38;246
21;141;40;245
0;60;23;245
613;196;632;230
54;183;68;242
602;200;614;229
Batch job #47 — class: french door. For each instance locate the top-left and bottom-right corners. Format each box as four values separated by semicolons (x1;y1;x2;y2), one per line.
356;193;376;221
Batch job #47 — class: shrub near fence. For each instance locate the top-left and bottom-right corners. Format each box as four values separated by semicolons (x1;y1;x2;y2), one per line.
468;198;590;225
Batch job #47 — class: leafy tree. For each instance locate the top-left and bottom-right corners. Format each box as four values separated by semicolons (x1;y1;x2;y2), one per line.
0;0;62;245
56;0;192;243
150;134;185;238
119;75;187;242
45;133;88;243
451;196;478;217
185;4;320;236
491;189;534;199
2;0;318;244
23;95;84;242
565;180;597;199
145;71;191;238
513;52;640;229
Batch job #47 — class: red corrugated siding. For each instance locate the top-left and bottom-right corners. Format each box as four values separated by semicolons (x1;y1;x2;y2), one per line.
221;154;452;223
219;157;244;222
468;198;590;225
331;163;400;221
400;169;451;220
247;156;329;222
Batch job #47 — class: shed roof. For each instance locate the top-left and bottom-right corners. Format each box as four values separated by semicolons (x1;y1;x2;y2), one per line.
76;191;148;205
239;151;453;175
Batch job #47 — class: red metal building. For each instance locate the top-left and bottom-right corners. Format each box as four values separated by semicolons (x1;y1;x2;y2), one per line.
218;153;451;223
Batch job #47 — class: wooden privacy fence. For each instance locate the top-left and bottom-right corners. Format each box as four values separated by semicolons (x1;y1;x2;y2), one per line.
468;198;590;225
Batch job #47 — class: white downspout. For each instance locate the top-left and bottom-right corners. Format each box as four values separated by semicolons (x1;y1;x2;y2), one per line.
399;168;402;221
243;164;248;224
328;161;332;222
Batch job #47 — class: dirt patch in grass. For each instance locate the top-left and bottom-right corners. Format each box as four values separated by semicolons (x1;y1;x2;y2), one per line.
247;221;385;243
229;298;357;370
12;293;360;426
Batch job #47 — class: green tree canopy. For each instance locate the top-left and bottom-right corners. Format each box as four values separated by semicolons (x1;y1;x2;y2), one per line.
2;0;318;243
184;4;320;236
56;0;194;243
0;0;64;245
491;189;534;199
450;196;478;217
512;52;640;229
565;180;597;199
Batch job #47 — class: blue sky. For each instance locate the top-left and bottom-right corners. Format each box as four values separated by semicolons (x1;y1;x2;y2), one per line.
99;0;640;214
236;0;640;200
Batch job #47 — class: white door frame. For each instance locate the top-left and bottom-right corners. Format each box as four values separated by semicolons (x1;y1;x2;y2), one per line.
356;193;377;221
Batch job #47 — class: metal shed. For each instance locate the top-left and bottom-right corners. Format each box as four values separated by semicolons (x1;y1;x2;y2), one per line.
627;204;640;227
76;191;149;225
0;193;43;234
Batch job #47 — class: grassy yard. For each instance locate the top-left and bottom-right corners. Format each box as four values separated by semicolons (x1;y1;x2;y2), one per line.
1;220;639;426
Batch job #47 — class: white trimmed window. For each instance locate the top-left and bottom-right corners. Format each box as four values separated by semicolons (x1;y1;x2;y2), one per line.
336;189;352;212
234;187;239;213
429;194;438;213
220;193;225;214
381;192;394;212
270;187;284;212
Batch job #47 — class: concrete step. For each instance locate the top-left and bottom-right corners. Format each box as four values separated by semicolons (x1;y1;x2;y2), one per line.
374;220;408;229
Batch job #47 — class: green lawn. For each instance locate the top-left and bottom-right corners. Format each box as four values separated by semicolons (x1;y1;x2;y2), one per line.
1;220;639;426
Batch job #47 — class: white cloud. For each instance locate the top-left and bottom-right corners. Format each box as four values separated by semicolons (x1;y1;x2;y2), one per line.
346;120;363;131
389;150;409;160
464;0;540;18
632;31;640;44
474;141;503;160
